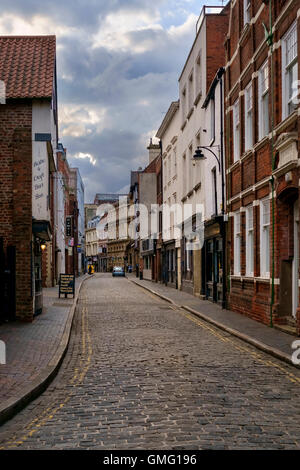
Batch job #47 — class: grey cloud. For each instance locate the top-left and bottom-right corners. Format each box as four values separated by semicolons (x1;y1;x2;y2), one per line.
1;1;199;201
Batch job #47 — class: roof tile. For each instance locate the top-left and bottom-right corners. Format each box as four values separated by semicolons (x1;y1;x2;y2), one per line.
0;35;56;99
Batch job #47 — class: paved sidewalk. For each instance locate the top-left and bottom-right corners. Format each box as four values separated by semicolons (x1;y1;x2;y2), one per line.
128;274;299;368
0;274;89;424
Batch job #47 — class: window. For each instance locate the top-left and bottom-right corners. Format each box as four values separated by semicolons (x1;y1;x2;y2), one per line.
282;22;298;118
234;212;241;275
258;61;269;140
181;87;187;125
188;71;194;111
233;100;240;161
195;54;202;100
246;206;254;276
212;167;217;216
182;153;187;195
244;0;251;25
210;96;215;143
173;147;177;175
188;144;193;191
260;199;270;278
244;83;253;151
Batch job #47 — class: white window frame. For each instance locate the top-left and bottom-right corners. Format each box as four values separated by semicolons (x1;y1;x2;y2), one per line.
282;22;298;120
258;60;269;140
260;198;270;278
243;0;251;25
233;100;240;162
244;82;253;151
246;205;254;277
234;211;241;275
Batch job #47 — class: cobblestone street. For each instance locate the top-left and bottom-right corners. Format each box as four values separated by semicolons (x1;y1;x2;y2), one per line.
0;274;300;450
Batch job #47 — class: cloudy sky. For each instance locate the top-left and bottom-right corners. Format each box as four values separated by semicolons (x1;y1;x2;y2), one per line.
0;0;224;201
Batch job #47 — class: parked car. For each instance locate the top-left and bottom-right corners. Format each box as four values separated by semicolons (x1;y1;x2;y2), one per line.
112;266;125;277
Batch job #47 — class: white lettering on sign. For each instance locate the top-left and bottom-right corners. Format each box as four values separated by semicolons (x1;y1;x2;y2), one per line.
32;144;49;220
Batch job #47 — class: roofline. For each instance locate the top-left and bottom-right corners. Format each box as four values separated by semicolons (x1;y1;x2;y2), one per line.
0;35;56;38
178;6;227;83
156;100;179;139
202;67;225;109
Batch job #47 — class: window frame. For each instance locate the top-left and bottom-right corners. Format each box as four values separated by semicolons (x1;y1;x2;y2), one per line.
234;211;241;276
258;60;269;140
233;99;240;162
282;21;298;120
245;205;254;277
244;82;253;151
243;0;251;25
260;198;270;278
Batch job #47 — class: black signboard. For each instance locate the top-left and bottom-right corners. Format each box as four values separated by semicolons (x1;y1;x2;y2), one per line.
59;274;75;298
66;217;72;237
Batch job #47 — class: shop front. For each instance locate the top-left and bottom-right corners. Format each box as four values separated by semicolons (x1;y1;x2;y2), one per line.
201;217;224;305
32;220;51;316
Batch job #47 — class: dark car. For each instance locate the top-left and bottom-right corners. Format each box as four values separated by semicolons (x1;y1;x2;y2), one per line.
112;266;125;277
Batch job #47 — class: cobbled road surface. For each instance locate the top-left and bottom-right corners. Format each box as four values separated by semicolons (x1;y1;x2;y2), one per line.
0;274;300;450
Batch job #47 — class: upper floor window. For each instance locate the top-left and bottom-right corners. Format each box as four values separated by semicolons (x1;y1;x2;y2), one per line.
258;61;269;140
173;147;177;175
243;0;251;25
233;100;240;162
188;71;194;112
244;83;253;151
181;87;187;125
210;96;215;143
282;22;298;119
195;54;202;101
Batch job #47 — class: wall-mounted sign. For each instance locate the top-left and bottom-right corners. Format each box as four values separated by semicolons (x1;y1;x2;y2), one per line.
59;274;75;298
66;217;72;237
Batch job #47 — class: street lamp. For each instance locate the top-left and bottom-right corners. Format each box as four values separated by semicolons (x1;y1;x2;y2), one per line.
193;145;221;172
192;144;227;309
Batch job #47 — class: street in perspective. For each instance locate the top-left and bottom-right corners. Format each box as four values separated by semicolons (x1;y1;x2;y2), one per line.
0;0;300;456
0;274;300;450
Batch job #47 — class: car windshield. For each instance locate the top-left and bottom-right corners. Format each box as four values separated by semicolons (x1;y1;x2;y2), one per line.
114;267;123;271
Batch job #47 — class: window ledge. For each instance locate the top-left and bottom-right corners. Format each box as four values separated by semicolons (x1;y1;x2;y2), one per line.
275;111;297;134
240;149;253;162
253;136;269;152
193;182;201;192
181;120;187;131
194;91;202;107
187;107;194;120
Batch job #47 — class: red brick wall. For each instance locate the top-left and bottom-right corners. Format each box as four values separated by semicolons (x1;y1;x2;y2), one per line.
0;101;33;321
206;9;229;92
225;0;300;330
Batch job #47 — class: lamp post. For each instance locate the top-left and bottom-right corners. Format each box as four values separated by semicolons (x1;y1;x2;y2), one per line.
192;143;227;309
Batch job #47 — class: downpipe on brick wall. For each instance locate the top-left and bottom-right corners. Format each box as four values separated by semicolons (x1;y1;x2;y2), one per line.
263;0;275;327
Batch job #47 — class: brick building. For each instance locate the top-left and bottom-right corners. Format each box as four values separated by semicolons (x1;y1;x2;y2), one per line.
0;36;58;321
225;0;300;334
